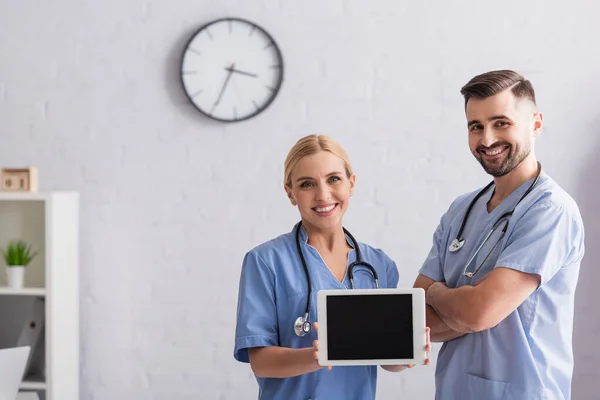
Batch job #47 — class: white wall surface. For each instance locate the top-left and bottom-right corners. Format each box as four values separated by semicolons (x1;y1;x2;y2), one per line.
1;1;598;399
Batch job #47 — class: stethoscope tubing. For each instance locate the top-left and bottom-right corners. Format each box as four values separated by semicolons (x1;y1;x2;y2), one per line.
453;162;542;278
293;222;379;336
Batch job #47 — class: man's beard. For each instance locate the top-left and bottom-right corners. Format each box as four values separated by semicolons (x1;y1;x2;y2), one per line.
476;143;531;177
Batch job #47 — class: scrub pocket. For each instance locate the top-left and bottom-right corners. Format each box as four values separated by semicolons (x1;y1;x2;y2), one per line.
461;373;509;400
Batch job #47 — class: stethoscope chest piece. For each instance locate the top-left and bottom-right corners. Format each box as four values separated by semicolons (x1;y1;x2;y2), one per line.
448;238;465;252
292;222;380;337
294;316;311;336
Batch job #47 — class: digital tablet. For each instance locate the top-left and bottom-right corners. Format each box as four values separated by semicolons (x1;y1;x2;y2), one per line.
316;288;426;366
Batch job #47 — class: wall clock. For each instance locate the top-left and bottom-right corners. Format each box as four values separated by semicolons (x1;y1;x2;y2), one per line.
180;18;284;122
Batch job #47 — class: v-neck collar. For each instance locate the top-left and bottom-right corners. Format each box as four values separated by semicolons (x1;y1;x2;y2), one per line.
481;175;538;217
295;223;356;288
296;223;355;250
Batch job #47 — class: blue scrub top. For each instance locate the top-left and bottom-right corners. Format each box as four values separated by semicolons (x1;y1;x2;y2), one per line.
420;173;585;400
234;223;400;400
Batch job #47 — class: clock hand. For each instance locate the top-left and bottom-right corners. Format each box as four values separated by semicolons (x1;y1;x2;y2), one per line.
213;65;235;109
225;66;258;78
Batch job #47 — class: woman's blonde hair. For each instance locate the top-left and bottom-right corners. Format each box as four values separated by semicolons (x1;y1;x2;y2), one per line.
284;134;354;187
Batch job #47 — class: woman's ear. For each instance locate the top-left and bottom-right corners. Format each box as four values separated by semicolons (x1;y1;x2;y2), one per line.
284;184;297;206
349;175;356;196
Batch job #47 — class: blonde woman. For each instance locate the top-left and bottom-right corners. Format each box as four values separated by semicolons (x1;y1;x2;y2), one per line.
233;134;430;399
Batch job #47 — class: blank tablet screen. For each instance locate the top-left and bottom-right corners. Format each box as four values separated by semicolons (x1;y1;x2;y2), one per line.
326;293;414;360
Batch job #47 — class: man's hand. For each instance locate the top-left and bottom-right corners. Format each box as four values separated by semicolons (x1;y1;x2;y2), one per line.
414;275;467;342
426;281;474;332
426;267;541;333
426;281;447;305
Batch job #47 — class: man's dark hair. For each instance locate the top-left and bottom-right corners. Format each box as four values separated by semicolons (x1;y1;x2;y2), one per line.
460;70;536;108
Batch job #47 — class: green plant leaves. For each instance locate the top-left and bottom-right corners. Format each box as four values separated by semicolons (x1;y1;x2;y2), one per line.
1;240;38;267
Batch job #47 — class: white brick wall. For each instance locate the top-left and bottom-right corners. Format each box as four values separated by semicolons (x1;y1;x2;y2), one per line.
1;0;599;399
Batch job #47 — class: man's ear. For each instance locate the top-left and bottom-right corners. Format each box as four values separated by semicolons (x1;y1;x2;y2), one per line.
533;111;543;137
284;184;297;206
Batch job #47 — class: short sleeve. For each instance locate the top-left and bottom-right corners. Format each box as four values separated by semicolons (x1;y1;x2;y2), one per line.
233;250;279;363
418;220;446;282
386;258;399;289
496;202;584;284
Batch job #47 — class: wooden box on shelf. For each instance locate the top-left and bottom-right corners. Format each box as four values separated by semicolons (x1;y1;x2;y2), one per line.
0;191;79;400
1;167;38;193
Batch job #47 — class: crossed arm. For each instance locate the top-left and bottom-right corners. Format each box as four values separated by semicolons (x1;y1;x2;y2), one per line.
414;267;541;340
413;275;466;342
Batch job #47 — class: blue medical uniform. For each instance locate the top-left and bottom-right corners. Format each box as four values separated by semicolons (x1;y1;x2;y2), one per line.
234;223;400;400
420;173;585;400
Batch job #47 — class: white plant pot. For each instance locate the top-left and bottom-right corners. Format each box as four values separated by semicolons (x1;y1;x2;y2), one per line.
6;266;25;289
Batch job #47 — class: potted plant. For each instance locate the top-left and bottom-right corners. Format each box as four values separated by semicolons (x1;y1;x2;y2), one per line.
1;240;38;289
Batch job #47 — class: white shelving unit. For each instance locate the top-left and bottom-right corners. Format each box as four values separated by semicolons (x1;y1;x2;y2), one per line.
0;287;46;296
0;192;79;400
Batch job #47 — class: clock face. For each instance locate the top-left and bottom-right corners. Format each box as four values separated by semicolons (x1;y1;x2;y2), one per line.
180;18;284;122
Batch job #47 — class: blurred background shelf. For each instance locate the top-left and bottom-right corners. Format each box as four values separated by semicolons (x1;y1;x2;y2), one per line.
20;373;47;390
0;287;46;296
0;192;79;400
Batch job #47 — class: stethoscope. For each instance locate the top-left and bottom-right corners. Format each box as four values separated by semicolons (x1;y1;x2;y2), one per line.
293;222;379;337
448;162;542;279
